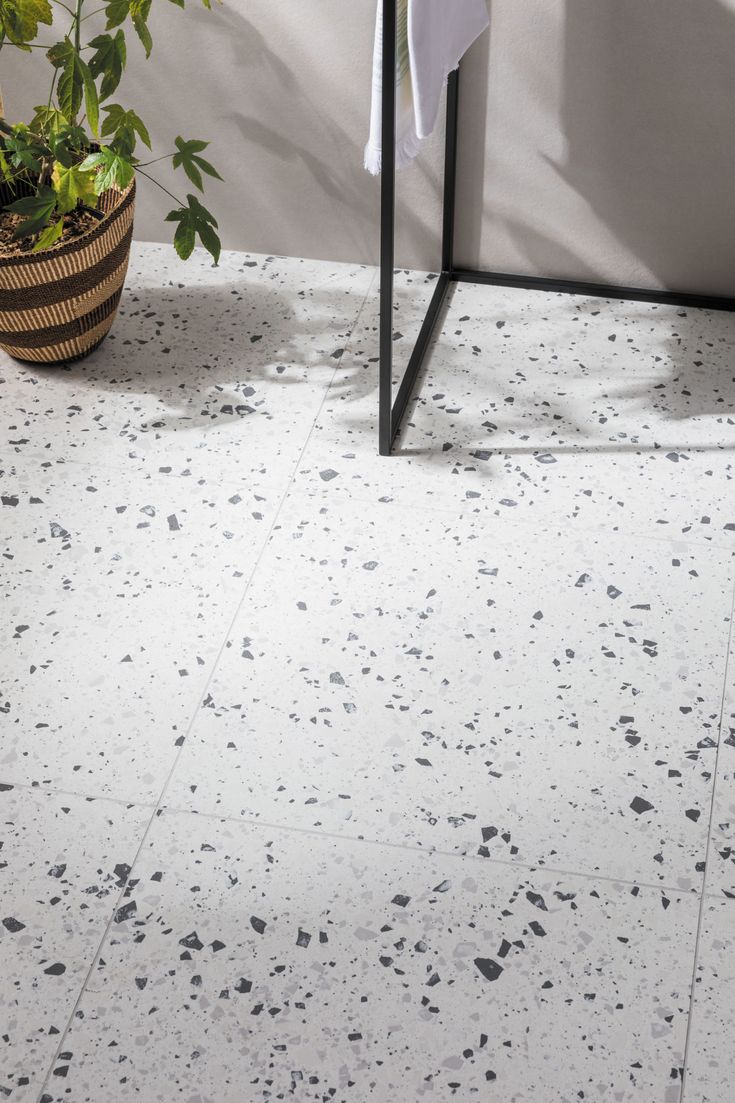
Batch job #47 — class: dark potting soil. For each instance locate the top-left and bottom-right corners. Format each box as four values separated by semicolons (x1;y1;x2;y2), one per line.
0;205;101;259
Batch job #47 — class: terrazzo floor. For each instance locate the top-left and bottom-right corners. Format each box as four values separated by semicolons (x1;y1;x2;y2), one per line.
1;242;734;1102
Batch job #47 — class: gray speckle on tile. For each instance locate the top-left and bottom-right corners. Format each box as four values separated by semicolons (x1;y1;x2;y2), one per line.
44;813;699;1102
0;787;148;1102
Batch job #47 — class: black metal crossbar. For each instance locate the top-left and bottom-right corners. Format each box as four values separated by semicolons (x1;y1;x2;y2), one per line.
378;0;735;455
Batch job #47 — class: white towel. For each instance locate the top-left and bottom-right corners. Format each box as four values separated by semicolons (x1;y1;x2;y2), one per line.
365;0;490;174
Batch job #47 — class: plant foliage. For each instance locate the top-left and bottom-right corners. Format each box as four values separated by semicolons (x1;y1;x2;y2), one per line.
0;0;221;262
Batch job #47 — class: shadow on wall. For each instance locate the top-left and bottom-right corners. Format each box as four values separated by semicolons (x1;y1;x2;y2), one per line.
557;0;735;297
211;5;443;270
454;11;606;284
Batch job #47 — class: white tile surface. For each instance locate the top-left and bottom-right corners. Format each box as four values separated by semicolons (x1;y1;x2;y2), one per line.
0;452;279;801
1;245;375;487
2;246;734;1101
43;811;697;1103
0;786;148;1102
296;280;735;542
705;685;735;901
166;490;731;889
682;897;735;1103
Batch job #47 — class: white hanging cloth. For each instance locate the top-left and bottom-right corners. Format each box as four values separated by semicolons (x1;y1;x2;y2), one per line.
365;0;490;174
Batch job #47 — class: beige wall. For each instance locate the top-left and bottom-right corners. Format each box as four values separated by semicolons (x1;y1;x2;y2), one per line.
4;0;735;294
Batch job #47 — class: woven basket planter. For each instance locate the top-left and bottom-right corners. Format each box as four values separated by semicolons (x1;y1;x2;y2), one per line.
0;177;135;364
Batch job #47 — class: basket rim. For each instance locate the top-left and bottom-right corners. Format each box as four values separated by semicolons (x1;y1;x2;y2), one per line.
0;176;136;270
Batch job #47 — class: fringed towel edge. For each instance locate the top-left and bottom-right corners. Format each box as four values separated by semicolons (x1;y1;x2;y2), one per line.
364;128;422;176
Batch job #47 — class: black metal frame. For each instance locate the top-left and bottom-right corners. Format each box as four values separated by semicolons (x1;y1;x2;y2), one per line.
379;0;735;456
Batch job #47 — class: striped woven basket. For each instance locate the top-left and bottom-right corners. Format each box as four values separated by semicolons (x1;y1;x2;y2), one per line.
0;177;135;364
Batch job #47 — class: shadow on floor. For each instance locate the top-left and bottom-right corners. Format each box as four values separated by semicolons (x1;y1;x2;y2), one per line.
22;264;735;459
333;281;735;455
25;268;371;435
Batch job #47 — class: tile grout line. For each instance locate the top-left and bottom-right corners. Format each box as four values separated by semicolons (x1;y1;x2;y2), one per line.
34;267;380;1102
5;436;733;560
8;435;733;554
0;778;157;812
680;575;735;1101
286;270;378;482
290;480;735;554
158;800;706;899
1;441;305;497
6;433;734;555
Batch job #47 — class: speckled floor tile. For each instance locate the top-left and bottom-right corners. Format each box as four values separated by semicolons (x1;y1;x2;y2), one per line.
0;785;149;1102
41;811;697;1103
3;251;734;1100
1;454;279;801
681;897;735;1103
301;442;735;549
165;492;732;888
295;278;735;540
1;245;374;486
704;689;735;901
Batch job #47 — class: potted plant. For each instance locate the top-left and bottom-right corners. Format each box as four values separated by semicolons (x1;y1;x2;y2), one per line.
0;0;222;364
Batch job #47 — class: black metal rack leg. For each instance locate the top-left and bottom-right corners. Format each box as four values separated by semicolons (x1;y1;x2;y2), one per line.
378;0;735;457
379;0;460;457
378;0;397;457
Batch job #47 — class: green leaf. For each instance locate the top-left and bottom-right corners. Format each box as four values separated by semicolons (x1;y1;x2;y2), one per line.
29;104;68;138
131;0;152;56
172;136;222;192
46;122;90;169
164;192;220;264
104;0;198;41
52;160;98;214
101;103;151;154
58;51;84;120
88;30;126;101
3;126;48;173
5;185;57;240
50;40;96;124
194;217;219;261
46;39;70;68
171;218;195;259
32;217;64;252
79;146;134;195
83;63;99;136
53;122;89;154
0;0;52;46
104;0;129;28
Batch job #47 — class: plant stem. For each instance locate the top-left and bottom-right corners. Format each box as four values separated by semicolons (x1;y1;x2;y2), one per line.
45;66;59;128
74;0;83;55
134;166;185;207
135;153;176;167
38;156;54;187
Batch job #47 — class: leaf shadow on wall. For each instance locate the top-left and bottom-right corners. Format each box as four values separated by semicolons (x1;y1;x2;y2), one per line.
219;6;442;270
386;0;735;452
